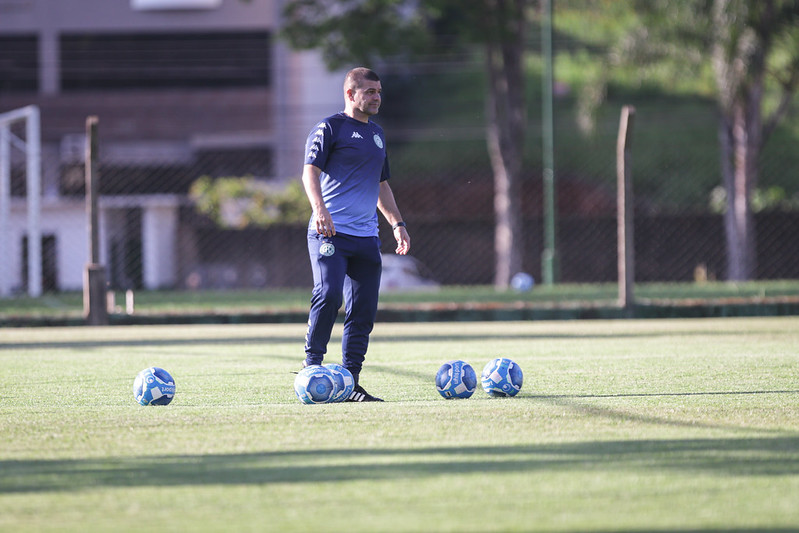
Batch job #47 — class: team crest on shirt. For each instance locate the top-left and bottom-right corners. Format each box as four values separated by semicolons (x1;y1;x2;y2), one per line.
373;134;383;149
319;242;335;257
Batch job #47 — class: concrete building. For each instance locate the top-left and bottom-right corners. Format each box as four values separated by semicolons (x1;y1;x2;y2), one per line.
0;0;342;294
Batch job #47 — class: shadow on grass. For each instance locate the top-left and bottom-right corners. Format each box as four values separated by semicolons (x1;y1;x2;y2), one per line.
0;323;781;351
0;336;304;352
373;328;786;344
2;436;799;494
528;393;799;434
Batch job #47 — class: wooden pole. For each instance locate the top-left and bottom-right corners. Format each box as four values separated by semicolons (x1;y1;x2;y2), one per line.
617;106;636;310
0;125;10;297
83;116;108;325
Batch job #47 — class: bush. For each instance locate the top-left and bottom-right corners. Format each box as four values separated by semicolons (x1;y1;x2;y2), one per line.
190;176;311;228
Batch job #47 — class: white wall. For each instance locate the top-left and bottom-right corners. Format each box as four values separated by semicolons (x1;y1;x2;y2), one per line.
0;196;182;293
142;203;178;289
2;198;86;292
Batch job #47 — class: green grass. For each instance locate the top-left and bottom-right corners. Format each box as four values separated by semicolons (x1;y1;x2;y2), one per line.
2;280;799;319
1;317;798;531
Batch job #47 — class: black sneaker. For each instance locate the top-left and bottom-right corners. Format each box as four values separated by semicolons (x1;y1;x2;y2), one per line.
292;360;315;374
346;384;384;402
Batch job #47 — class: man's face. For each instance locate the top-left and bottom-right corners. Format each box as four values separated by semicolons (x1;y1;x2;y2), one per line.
348;79;382;119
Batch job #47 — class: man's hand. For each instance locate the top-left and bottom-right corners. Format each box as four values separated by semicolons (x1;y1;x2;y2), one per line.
394;226;410;255
314;205;336;237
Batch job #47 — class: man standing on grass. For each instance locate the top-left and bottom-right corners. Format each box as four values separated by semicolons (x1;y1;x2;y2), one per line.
300;67;410;402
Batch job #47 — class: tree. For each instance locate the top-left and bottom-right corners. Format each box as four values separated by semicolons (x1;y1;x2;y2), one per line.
709;0;799;280
280;0;531;288
614;0;799;280
189;176;310;228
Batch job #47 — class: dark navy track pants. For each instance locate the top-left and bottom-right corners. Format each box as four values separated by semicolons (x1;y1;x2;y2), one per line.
304;231;382;382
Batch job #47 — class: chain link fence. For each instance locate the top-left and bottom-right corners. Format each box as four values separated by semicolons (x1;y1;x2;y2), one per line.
387;97;799;287
3;71;799;296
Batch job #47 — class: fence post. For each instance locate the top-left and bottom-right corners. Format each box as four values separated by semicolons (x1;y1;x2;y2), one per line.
83;116;108;325
617;105;636;311
541;0;559;285
0;125;9;297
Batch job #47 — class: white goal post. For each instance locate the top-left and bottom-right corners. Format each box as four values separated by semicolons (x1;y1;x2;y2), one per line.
0;105;42;297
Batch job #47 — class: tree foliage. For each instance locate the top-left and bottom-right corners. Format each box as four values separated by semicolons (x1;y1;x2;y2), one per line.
281;0;531;67
190;176;310;228
628;0;799;128
281;0;432;69
281;0;533;288
583;0;799;280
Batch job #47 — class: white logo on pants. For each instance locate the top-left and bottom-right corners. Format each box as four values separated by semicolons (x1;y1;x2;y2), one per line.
319;243;335;257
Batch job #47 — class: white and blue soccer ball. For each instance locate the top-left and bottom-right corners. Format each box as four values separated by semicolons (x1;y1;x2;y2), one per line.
436;360;477;399
510;272;535;292
481;357;523;397
133;367;176;406
294;365;337;404
324;363;355;403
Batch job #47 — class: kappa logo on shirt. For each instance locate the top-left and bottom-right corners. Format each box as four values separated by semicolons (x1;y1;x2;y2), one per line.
351;131;363;139
306;125;326;161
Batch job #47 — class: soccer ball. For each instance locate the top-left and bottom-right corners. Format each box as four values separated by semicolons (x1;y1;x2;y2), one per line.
435;360;477;399
481;358;523;397
294;365;336;404
133;367;176;406
324;363;355;403
510;272;535;292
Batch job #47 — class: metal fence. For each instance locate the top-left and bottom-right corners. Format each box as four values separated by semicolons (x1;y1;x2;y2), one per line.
3;92;799;296
387;108;799;287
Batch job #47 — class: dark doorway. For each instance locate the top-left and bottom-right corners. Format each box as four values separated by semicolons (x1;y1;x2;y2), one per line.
22;234;58;292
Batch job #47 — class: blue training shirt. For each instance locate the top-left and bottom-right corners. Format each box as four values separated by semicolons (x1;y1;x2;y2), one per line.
304;112;390;237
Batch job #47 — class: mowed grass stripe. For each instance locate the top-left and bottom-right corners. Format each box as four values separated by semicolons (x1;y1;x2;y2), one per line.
1;317;798;532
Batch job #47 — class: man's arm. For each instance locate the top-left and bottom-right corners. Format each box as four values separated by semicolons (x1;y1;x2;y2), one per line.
301;164;335;237
377;180;410;255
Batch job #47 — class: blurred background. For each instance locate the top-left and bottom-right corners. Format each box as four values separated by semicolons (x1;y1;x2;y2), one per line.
1;0;798;299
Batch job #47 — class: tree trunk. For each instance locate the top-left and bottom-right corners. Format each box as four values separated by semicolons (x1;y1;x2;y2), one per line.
722;104;752;280
717;21;766;281
487;65;523;289
721;98;767;280
484;0;526;289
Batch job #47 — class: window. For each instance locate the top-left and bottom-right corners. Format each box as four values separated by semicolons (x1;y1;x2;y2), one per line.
131;0;222;10
22;235;58;292
0;0;32;10
60;32;271;91
0;36;38;92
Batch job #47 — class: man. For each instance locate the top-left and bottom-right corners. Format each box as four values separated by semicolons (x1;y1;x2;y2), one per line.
301;67;410;402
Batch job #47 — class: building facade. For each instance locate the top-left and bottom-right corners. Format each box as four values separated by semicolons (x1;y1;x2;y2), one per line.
0;0;341;294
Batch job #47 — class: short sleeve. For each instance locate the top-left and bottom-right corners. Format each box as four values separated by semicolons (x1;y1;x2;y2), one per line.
380;154;390;182
305;121;330;170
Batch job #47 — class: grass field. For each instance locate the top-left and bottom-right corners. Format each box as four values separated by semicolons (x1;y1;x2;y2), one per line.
3;280;799;318
1;317;798;532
